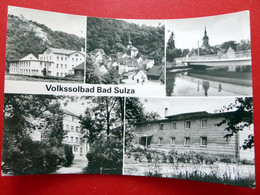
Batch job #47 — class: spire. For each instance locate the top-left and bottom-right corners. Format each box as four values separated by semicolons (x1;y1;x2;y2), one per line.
204;27;207;36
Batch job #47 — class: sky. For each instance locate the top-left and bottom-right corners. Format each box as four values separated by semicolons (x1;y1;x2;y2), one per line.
8;6;86;38
139;97;238;119
165;11;251;49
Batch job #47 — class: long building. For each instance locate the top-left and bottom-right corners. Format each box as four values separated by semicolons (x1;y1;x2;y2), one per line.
133;111;254;160
8;47;85;77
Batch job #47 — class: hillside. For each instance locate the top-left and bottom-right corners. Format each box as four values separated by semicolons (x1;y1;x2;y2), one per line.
87;17;165;65
6;14;85;61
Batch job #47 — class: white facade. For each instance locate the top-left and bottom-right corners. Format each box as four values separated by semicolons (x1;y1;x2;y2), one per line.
62;110;88;159
38;47;85;77
9;54;53;76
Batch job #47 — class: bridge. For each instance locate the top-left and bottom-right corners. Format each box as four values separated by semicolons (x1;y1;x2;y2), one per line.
176;50;252;68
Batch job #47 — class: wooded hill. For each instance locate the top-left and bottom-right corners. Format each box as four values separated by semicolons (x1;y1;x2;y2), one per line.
6;14;85;61
87;17;165;65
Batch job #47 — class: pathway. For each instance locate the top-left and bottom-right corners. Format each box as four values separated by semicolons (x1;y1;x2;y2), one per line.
53;157;88;174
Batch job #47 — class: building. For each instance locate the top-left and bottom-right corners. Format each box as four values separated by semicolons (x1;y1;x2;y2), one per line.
202;27;210;49
62;109;89;159
39;47;85;77
8;53;53;76
133;111;254;160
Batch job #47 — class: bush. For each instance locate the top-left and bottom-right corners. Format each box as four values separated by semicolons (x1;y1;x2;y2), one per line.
2;139;68;175
63;145;74;167
86;139;123;175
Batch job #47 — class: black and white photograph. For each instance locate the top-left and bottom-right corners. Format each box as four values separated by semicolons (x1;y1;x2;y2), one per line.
5;6;86;83
123;97;255;187
166;11;252;96
2;94;124;175
85;17;165;89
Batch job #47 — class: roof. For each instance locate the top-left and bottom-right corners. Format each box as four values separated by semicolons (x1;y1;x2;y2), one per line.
135;111;234;125
63;109;79;117
124;71;136;76
20;53;38;61
47;47;85;56
147;66;162;77
73;62;84;70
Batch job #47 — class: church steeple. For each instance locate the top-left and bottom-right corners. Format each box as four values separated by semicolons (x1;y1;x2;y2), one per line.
202;27;209;49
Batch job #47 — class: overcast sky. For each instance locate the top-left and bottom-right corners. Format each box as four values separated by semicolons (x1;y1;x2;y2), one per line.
139;97;238;119
8;6;86;38
166;11;251;49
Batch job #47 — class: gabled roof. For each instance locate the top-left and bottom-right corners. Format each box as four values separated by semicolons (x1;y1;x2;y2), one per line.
73;62;84;70
147;66;162;77
20;53;38;61
63;109;79;117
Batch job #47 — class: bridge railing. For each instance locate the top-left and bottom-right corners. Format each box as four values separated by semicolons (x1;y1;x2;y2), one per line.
176;50;251;62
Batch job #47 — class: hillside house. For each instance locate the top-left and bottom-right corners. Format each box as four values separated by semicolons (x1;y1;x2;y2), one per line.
38;47;85;77
8;53;53;76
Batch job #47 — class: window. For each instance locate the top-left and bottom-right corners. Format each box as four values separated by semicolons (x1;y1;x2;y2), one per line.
184;137;190;146
76;137;79;143
65;64;67;69
65;136;68;141
56;64;59;68
147;124;150;131
201;119;207;128
70;136;73;142
171;122;176;130
71;126;74;131
57;56;59;60
56;72;59;76
61;64;63;68
160;123;164;130
76;126;79;132
185;121;191;129
158;137;163;145
74;146;78;152
61;73;63;77
226;136;230;143
61;57;63;61
200;137;207;146
66;125;69;130
170;137;175;145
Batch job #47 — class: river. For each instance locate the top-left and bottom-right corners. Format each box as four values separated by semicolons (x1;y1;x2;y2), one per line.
166;65;252;96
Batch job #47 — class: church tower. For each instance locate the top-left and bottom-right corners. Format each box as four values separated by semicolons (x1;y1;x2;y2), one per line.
202;27;209;49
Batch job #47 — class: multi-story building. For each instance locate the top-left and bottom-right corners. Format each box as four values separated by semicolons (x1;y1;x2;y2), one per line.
62;109;88;159
133;111;254;160
8;53;53;76
8;47;85;78
39;47;85;77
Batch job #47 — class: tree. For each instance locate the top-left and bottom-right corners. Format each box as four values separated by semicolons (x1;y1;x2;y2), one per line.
216;97;253;149
2;94;70;175
79;97;124;174
166;32;175;50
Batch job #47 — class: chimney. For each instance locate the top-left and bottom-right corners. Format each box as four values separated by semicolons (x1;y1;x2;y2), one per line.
165;108;168;118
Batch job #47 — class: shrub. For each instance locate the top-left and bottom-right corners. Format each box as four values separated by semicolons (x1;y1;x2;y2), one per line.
63;145;74;167
86;139;123;175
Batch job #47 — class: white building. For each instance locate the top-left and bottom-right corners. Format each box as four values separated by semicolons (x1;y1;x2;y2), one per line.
8;53;53;76
62;109;89;159
38;47;85;77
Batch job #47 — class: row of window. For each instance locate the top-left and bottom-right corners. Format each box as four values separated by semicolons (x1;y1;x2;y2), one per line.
147;119;208;131
57;56;83;62
56;64;68;69
157;136;208;147
57;72;68;77
157;136;231;146
65;124;80;132
65;136;80;143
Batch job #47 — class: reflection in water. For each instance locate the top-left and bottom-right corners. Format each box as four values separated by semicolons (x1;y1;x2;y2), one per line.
166;65;252;96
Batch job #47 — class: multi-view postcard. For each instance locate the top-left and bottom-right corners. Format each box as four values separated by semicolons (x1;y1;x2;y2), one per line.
1;6;255;188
